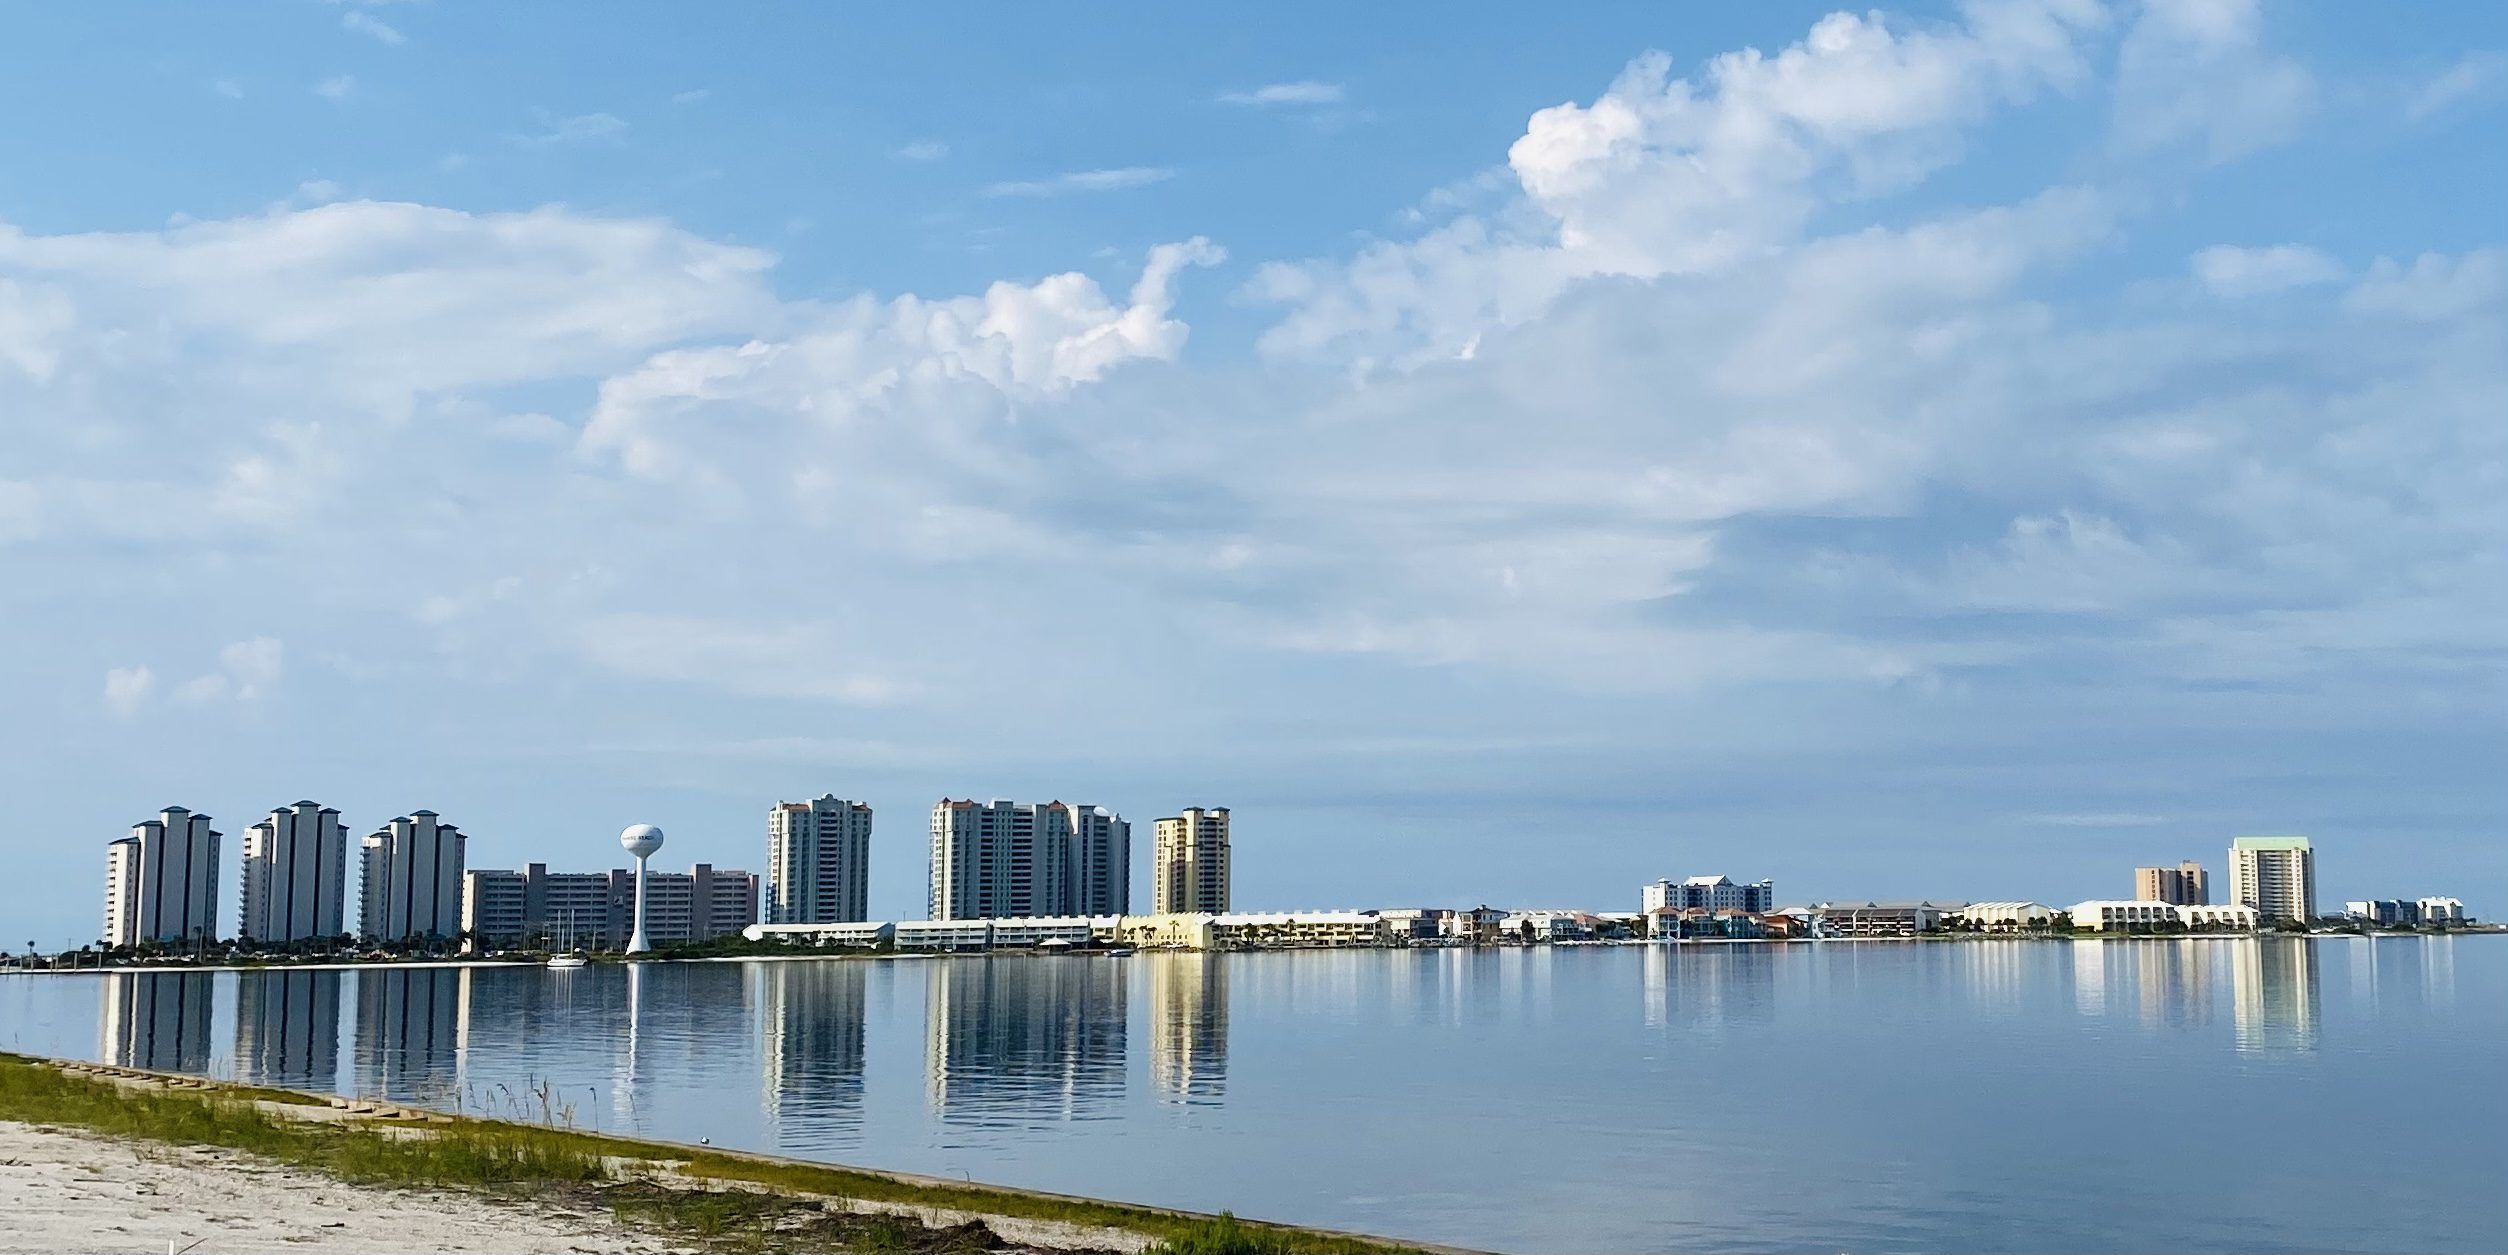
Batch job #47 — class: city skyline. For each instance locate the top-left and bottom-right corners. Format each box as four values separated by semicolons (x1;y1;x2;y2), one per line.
5;2;2504;948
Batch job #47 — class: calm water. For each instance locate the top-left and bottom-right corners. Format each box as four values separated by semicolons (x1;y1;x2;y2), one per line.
4;939;2502;1253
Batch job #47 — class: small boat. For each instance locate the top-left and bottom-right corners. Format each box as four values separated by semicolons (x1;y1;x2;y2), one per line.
546;954;588;970
1102;948;1136;958
546;918;590;968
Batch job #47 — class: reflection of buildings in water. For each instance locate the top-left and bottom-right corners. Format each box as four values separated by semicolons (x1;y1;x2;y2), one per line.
1961;938;2031;1009
1639;943;1776;1028
2351;935;2461;1014
756;959;869;1146
2133;940;2214;1029
235;970;342;1089
925;957;1127;1126
99;971;215;1072
1149;954;1227;1105
2232;938;2320;1054
352;967;471;1098
2070;940;2130;1017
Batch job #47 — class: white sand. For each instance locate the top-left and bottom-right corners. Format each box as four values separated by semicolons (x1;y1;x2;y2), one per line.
0;1121;690;1255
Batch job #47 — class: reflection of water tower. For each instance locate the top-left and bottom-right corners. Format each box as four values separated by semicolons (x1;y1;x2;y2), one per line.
620;825;665;955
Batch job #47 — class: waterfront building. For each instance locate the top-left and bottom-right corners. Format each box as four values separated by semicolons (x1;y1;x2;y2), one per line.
2228;835;2317;922
462;862;756;949
1153;807;1229;915
1819;901;1959;936
103;806;222;948
928;798;1129;921
1206;911;1384;949
2068;900;2184;933
765;795;873;925
2420;897;2467;924
2345;897;2469;927
358;811;466;943
1373;908;1450;942
1952;901;2058;931
1443;905;1507;944
744;920;895;948
1642;875;1775;915
1502;910;1598;942
2134;861;2210;906
1648;906;1775;939
2068;900;2258;932
236;801;349;945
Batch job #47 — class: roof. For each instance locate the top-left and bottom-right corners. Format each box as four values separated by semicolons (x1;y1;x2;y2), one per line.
2232;834;2313;851
1960;901;2051;912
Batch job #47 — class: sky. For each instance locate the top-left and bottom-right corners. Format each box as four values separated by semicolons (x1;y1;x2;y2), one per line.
2;1;2503;948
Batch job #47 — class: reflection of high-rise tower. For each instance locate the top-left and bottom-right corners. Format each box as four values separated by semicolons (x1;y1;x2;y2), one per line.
1150;953;1228;1104
756;959;870;1149
235;970;342;1089
925;958;1127;1125
1638;944;1778;1028
353;967;470;1097
2232;937;2320;1054
99;971;215;1072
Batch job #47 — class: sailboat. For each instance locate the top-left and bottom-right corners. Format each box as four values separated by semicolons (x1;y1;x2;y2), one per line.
546;915;589;969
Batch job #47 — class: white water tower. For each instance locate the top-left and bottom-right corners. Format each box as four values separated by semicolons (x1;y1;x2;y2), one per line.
620;824;665;955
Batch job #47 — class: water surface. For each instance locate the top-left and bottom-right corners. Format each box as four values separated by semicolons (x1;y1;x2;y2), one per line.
4;938;2499;1253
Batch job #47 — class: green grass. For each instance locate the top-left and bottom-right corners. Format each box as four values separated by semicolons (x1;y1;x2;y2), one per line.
0;1053;1425;1253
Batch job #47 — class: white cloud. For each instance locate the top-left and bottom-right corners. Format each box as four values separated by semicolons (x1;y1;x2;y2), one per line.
211;79;243;99
165;638;285;706
341;10;405;44
2111;0;2312;161
2406;50;2507;120
894;139;949;162
984;166;1174;198
1219;81;1346;107
102;667;154;717
2190;243;2343;297
671;88;711;106
314;75;356;101
516;111;629;146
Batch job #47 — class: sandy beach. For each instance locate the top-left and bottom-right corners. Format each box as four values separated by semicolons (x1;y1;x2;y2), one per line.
0;1120;687;1255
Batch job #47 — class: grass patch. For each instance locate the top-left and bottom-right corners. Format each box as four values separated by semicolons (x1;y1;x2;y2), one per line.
0;1052;1422;1253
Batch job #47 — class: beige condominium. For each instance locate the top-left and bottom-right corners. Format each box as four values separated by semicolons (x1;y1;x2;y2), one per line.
2229;835;2316;922
1154;807;1231;915
2134;860;2210;906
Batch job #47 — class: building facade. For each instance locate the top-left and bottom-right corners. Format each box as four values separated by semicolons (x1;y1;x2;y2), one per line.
929;799;1130;921
2068;900;2259;932
765;796;874;924
2134;861;2211;906
1642;875;1775;915
1153;807;1230;915
103;806;222;948
359;811;467;943
462;862;757;949
1953;901;2058;931
236;801;349;945
2229;835;2316;922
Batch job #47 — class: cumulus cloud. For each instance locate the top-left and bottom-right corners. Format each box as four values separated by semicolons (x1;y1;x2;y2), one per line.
2110;0;2312;161
165;639;285;706
984;166;1174;197
1219;81;1345;106
2406;50;2506;120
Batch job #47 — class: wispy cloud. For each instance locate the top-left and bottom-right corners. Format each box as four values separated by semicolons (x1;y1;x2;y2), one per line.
211;78;243;99
984;166;1174;198
102;667;154;718
1220;80;1345;107
671;88;710;105
341;10;405;44
2019;813;2175;829
515;111;629;146
313;75;356;101
2407;50;2506;120
894;139;949;162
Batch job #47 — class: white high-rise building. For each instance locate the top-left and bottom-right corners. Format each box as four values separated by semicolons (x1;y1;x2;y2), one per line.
2229;835;2317;922
929;799;1128;921
103;806;222;948
1641;875;1774;914
766;796;874;924
359;811;467;942
237;801;349;945
1154;807;1230;915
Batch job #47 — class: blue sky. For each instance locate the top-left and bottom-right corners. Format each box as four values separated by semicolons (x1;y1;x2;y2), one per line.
2;1;2503;947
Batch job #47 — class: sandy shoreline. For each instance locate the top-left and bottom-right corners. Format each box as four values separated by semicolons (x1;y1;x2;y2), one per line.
0;1119;687;1254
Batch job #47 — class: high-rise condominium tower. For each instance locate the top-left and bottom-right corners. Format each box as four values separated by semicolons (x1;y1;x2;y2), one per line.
765;796;874;924
1154;807;1231;915
2229;836;2316;922
2134;861;2210;906
104;806;222;947
238;800;349;944
928;799;1130;921
359;811;467;942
